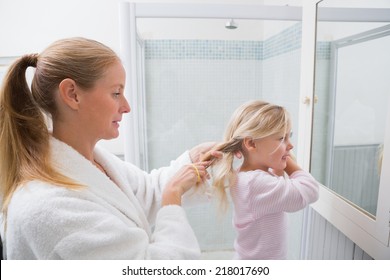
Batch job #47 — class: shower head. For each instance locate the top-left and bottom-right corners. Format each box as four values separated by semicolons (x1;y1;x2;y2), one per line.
225;19;238;30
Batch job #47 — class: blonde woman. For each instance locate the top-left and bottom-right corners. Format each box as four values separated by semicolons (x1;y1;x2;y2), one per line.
0;37;217;259
209;100;319;259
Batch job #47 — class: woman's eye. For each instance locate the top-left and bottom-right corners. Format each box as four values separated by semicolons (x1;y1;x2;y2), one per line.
113;92;120;98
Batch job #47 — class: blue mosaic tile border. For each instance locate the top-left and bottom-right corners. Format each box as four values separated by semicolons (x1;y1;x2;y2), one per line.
145;40;262;60
263;22;302;59
145;23;330;60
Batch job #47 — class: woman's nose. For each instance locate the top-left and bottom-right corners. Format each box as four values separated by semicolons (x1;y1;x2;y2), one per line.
121;96;131;114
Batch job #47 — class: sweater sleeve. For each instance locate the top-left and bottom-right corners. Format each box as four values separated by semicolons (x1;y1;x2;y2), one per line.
245;170;319;217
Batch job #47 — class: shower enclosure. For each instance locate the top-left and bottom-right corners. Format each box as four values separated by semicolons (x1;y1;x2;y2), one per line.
119;2;305;259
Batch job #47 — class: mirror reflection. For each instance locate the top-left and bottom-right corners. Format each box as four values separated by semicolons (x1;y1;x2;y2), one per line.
311;1;390;217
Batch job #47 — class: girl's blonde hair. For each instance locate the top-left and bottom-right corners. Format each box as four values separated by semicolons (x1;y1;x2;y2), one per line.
211;100;291;211
0;37;119;214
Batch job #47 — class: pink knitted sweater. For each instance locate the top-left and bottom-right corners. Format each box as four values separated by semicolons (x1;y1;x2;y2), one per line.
230;170;319;259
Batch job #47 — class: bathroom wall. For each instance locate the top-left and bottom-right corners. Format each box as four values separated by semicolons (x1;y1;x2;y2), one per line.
0;0;122;56
145;40;262;170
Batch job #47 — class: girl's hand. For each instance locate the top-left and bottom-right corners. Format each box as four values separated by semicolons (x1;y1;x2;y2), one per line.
284;155;301;176
162;161;210;206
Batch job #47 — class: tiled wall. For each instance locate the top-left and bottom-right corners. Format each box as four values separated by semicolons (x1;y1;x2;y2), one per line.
145;23;304;169
145;23;302;61
263;22;302;59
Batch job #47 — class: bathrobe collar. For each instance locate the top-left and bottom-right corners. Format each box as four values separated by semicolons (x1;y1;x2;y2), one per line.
49;136;151;235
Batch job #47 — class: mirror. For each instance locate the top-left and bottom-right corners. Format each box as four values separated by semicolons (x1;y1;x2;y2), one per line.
311;1;390;217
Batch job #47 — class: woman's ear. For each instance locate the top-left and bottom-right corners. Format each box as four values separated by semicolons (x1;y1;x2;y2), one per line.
58;78;80;110
242;137;257;151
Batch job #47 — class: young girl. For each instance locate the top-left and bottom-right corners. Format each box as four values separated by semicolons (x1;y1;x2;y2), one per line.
209;100;319;259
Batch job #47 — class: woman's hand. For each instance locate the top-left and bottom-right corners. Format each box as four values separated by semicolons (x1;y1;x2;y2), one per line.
162;161;210;206
189;142;220;163
190;142;243;168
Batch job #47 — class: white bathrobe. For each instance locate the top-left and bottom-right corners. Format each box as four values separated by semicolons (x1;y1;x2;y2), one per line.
3;137;201;259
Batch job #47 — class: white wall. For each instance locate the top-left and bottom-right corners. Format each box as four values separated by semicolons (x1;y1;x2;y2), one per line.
0;0;303;57
0;0;123;56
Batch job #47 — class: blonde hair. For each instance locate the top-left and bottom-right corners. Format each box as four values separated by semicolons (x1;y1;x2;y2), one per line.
0;37;119;214
212;100;291;211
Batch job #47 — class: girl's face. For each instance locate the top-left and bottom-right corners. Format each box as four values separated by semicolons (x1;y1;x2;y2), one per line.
251;129;293;172
78;60;130;140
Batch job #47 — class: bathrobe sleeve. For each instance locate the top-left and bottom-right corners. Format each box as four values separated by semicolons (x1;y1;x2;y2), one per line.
98;147;205;224
6;182;200;260
3;137;202;259
125;152;191;218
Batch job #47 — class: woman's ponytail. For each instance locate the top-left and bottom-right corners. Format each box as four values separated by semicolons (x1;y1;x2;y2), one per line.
0;54;79;215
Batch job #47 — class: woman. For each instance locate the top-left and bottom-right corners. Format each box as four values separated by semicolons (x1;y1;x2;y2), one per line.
0;37;215;259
